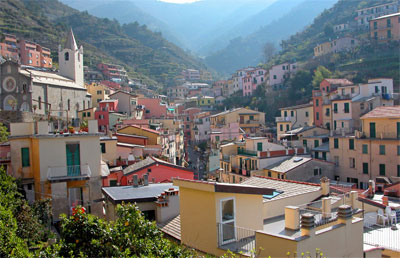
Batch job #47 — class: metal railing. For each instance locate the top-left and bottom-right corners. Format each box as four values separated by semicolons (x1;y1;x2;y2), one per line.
237;149;257;156
47;165;91;180
275;117;291;122
364;225;400;252
217;223;256;255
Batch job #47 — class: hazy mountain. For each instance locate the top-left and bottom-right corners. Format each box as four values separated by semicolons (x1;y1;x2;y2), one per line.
205;0;338;75
197;0;306;55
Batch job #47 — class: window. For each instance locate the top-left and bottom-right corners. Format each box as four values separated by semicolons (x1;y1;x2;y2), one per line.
387;29;391;39
322;152;326;160
249;115;254;120
379;145;385;155
21;148;30;167
303;140;307;147
268;171;271;177
220;198;235;243
286;124;289;131
370;123;376;138
379;164;385;176
387;19;391;27
257;142;263;152
215;136;220;142
316;99;319;107
397;122;400;139
316;112;319;121
333;103;338;113
315;152;319;159
326;108;330;116
290;111;294;117
363;163;368;174
334;138;339;149
314;140;319;148
373;21;377;29
349;158;355;168
362;144;368;154
349;139;354;150
87;112;91;117
273;75;277;80
344;103;350;113
67;99;70;111
83;112;86;118
64;52;69;61
147;168;152;173
334;156;339;167
38;96;42;110
351;88;355;94
97;90;102;95
398;145;400;155
284;111;287;117
314;168;319;176
374;31;378;39
305;111;309;117
280;124;283;131
100;143;106;153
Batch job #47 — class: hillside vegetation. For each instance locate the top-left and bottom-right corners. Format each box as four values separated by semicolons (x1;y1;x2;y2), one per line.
0;0;207;87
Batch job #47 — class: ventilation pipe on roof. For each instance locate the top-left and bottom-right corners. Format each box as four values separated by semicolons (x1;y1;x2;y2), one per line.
133;174;138;187
143;174;149;186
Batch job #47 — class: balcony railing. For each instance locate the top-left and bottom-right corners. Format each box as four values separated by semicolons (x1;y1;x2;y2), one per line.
222;155;231;162
275;117;291;122
47;165;91;181
237;149;257;156
217;223;255;256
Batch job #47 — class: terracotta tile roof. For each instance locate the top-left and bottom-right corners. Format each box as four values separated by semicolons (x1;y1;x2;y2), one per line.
242;177;320;202
323;79;353;85
158;215;181;240
361;106;400;119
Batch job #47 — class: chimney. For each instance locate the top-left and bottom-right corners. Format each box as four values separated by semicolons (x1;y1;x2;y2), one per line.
320;177;330;196
88;120;98;134
350;191;358;209
338;205;352;224
144;174;149;186
300;213;315;236
133;174;138;187
285;206;300;230
322;197;332;219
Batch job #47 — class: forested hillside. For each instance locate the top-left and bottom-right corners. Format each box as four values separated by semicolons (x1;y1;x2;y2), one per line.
0;0;207;87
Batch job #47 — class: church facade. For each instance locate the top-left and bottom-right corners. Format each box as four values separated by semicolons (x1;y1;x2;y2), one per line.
0;29;90;120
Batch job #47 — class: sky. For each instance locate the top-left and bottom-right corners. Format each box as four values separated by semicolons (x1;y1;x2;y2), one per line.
159;0;201;3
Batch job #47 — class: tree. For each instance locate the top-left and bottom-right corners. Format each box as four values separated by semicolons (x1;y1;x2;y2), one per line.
0;123;9;143
263;42;277;63
323;23;334;38
312;66;332;89
43;204;193;257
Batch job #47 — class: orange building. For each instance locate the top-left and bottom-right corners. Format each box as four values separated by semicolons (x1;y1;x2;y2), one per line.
370;12;400;42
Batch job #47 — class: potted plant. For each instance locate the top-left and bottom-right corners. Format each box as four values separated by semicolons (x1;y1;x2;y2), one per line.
68;126;75;134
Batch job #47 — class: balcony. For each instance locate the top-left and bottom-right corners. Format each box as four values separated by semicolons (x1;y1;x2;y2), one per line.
275;117;291;122
222;154;231;162
47;165;91;182
217;223;255;256
237;149;257;157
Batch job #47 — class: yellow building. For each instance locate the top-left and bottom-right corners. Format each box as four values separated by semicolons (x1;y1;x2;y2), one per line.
77;107;96;121
165;177;363;257
100;136;118;166
9;120;104;221
117;125;161;145
276;103;314;140
210;107;266;136
85;82;112;108
197;96;215;106
329;106;400;189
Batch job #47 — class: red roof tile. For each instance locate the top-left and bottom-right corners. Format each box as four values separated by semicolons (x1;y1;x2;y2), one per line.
361;106;400;119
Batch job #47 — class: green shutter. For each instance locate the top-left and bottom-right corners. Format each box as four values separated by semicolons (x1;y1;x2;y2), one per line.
379;164;385;176
66;144;81;176
21;148;30;167
257;142;263;152
362;144;368;154
398;165;400;177
363;163;368;174
349;139;354;150
370;123;376;138
344;103;350;113
101;143;106;153
397;122;400;139
314;140;319;148
334;138;339;149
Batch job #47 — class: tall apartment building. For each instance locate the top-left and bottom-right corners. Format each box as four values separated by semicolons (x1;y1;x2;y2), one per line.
97;63;128;83
0;33;52;68
276;103;314;140
356;1;399;28
370;12;400;42
329;106;400;189
182;69;200;81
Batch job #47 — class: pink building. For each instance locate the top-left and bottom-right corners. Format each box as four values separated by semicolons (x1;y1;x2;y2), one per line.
0;34;52;68
267;62;297;90
97;63;128;82
137;98;167;119
210;122;242;144
242;68;267;96
95;99;119;132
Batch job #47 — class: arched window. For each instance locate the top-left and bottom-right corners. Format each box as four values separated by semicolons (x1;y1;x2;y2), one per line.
64;52;69;61
38;96;42;110
68;99;70;111
20;102;30;112
3;95;17;110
